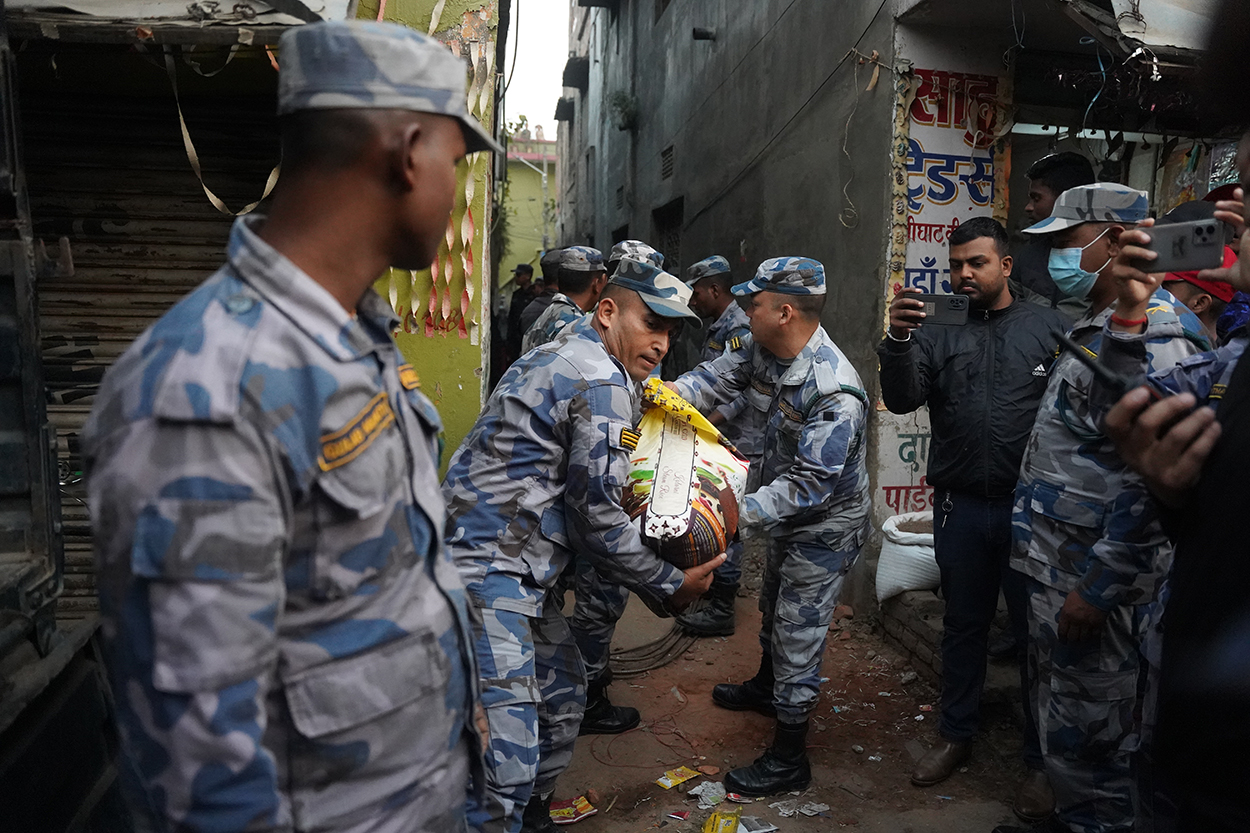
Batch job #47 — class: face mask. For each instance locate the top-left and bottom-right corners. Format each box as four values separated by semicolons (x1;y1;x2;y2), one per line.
1048;228;1112;300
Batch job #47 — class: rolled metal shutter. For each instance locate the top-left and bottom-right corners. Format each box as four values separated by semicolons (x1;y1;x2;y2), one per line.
22;89;279;619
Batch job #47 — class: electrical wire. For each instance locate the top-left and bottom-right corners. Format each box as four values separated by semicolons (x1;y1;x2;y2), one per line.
683;0;892;231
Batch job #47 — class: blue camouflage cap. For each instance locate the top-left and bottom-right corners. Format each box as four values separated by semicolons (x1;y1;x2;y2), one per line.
684;255;732;287
608;240;664;269
1023;182;1149;233
732;256;826;296
609;257;701;322
277;20;504;155
557;246;605;272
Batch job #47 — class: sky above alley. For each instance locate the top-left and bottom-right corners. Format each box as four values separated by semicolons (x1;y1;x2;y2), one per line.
501;0;569;139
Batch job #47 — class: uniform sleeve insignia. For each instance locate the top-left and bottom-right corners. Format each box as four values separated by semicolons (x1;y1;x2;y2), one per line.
398;364;421;390
318;392;396;471
1211;383;1227;400
620;428;641;452
729;336;742;351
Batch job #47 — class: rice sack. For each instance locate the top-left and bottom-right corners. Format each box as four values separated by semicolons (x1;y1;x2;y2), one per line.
624;378;751;569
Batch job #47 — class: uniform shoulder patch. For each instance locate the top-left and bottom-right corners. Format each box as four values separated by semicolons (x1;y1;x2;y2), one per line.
728;336;743;351
398;363;421;390
620;427;641;452
1211;382;1228;400
318;392;396;471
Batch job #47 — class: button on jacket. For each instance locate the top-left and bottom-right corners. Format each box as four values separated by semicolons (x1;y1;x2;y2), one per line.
877;298;1069;497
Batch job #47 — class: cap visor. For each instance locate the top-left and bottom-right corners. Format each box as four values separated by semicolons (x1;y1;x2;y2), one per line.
1022;215;1080;234
731;278;763;296
639;295;701;323
459;115;505;155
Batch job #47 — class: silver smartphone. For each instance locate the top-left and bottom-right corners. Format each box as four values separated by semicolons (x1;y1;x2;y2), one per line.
1141;218;1226;274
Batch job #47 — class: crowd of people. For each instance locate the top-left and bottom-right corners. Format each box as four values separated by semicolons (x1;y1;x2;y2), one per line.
75;5;1250;833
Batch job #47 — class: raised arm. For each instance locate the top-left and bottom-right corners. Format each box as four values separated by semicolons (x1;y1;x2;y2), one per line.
742;391;865;530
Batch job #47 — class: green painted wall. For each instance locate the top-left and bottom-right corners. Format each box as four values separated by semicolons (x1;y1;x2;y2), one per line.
500;158;548;278
357;0;499;474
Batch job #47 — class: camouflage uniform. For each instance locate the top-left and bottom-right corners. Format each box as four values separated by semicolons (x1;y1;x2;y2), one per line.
85;215;481;833
444;260;699;833
82;22;499;833
1012;288;1208;833
673;257;871;724
521;294;585;355
683;255;764;593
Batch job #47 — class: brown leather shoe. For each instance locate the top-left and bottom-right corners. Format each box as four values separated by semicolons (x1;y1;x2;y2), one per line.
1013;768;1055;823
909;738;971;786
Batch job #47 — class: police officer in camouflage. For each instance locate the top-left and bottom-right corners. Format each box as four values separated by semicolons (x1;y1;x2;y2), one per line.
564;239;667;738
998;184;1210;833
83;21;500;833
520;247;606;354
675;255;766;636
443;257;722;833
671;257;872;797
514;244;636;737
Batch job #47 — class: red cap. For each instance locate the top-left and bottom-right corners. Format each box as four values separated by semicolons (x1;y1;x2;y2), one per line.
1166;246;1239;303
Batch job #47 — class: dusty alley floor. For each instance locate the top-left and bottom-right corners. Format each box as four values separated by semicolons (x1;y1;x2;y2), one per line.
553;594;1028;832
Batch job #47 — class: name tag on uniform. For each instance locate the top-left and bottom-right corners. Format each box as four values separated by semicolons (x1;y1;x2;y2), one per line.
319;392;396;471
398;363;421;390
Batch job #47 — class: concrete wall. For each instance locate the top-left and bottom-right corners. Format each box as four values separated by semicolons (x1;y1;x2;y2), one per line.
560;0;899;610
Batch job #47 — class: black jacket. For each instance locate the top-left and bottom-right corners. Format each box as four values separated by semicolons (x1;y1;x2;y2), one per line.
877;298;1068;497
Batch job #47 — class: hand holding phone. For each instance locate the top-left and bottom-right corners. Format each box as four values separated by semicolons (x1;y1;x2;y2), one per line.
888;288;968;339
1134;218;1226;274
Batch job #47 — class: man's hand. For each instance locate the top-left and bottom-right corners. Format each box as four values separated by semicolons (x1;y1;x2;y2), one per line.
1197;186;1248;291
1057;591;1109;643
888;287;926;340
1104;387;1221;507
474;702;490;755
1108;219;1159;329
669;553;727;611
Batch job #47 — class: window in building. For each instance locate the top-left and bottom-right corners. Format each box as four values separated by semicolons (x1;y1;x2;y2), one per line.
660;145;674;180
652;197;683;274
615;186;625;210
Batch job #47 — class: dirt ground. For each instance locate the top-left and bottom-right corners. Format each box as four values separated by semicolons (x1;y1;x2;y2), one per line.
553;594;1029;832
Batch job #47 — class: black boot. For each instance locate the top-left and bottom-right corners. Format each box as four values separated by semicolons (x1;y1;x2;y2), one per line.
578;674;640;735
676;578;738;636
723;720;812;797
520;791;555;833
712;653;776;716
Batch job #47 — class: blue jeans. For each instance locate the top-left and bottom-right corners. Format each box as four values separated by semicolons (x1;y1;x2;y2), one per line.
933;490;1042;769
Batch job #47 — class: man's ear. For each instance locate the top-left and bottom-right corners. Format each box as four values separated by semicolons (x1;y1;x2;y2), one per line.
1000;254;1014;278
1107;224;1127;255
397;119;425;193
1192;292;1212;315
595;295;617;328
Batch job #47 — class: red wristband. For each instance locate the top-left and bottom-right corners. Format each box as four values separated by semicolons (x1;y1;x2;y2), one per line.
1109;314;1148;327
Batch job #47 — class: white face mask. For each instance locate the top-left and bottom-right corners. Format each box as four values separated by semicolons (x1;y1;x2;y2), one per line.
1048;228;1112;300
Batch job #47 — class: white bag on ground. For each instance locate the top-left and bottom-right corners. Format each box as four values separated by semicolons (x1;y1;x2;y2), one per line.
875;511;940;604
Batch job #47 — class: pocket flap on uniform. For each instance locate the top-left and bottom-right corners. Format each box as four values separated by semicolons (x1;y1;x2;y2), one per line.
1051;666;1138;704
284;630;446;739
1028;482;1106;530
538;504;570;550
316;465;391;519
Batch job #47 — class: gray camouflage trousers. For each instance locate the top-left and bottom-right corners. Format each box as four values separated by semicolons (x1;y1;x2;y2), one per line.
1024;577;1148;833
760;538;860;724
466;597;587;833
569;554;631;683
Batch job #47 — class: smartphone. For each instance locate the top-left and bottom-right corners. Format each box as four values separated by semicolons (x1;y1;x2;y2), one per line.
1140;218;1226;274
914;293;969;325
